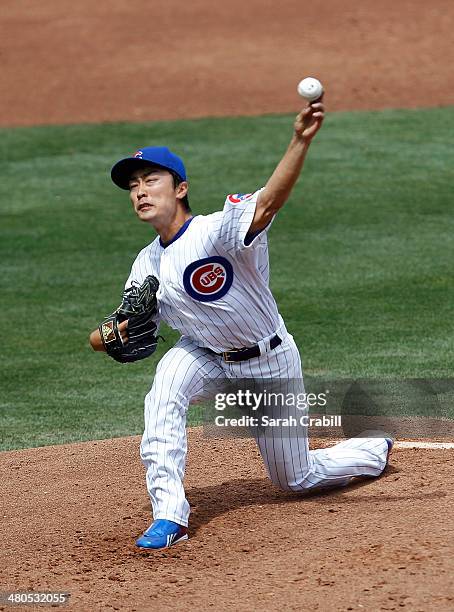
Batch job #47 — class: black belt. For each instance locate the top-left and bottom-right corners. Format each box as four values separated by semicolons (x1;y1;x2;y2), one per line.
219;334;282;363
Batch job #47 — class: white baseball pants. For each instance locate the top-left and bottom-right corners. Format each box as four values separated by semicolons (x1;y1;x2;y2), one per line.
140;331;389;526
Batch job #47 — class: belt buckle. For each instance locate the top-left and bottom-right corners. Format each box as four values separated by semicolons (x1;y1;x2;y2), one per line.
223;351;236;363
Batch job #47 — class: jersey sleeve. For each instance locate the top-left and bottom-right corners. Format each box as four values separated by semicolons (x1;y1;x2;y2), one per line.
124;248;150;290
216;188;275;253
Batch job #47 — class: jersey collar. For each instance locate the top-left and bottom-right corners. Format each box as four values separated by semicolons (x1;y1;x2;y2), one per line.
159;216;194;249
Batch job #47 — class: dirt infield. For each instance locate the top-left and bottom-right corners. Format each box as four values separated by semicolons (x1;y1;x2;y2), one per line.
1;0;454;127
1;431;454;611
2;0;454;610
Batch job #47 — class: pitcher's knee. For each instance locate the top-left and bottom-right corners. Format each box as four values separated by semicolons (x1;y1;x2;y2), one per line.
268;469;315;492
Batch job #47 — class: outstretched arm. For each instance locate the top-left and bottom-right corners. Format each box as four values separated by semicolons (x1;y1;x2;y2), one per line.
249;99;325;234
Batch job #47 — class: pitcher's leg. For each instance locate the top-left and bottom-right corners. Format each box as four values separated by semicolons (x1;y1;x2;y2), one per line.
310;435;389;483
257;407;389;491
232;333;320;490
140;337;223;526
243;334;389;491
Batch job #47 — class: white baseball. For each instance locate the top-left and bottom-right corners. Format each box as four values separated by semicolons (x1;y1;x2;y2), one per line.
297;77;324;102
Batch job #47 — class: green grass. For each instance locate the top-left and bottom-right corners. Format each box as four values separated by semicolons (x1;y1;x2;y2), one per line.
1;107;453;450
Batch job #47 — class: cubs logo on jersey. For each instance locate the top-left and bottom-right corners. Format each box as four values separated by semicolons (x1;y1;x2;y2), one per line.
183;256;234;302
227;193;253;204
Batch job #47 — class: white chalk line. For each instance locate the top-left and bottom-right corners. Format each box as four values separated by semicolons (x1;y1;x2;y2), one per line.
395;441;454;450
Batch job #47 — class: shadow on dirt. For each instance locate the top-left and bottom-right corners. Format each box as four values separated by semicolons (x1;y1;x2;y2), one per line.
182;464;438;535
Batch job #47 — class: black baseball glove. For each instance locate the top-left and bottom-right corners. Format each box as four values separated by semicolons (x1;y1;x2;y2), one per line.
98;275;160;363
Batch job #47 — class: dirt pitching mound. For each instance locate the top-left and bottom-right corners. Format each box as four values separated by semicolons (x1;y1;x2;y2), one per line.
1;430;453;611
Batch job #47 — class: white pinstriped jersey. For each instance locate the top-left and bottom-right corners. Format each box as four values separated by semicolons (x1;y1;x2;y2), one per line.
125;189;284;352
130;190;391;529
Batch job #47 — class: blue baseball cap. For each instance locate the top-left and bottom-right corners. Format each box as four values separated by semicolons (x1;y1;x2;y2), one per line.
111;146;187;190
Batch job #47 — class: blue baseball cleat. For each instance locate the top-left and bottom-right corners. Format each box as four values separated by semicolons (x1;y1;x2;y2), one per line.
136;519;188;550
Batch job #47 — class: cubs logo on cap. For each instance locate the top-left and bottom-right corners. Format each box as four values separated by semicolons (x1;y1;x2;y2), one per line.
134;150;143;158
183;256;233;302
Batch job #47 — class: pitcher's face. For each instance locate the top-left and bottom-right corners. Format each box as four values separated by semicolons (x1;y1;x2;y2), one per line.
129;166;187;225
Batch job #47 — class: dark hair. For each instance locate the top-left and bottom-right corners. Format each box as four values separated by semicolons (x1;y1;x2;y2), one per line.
171;171;191;212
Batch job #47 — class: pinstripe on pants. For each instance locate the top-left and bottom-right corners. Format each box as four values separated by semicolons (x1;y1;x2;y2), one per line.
140;331;389;526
